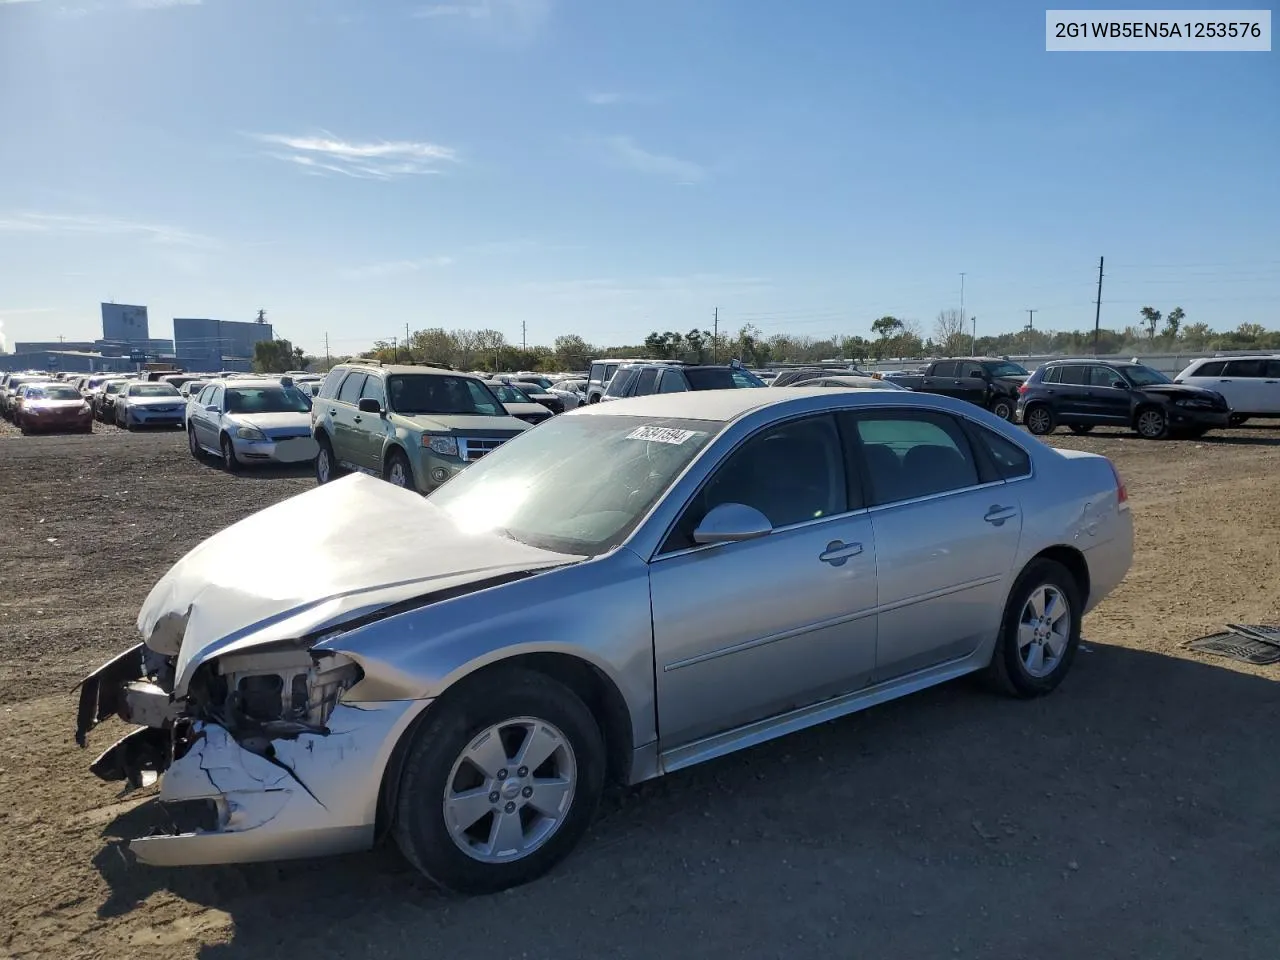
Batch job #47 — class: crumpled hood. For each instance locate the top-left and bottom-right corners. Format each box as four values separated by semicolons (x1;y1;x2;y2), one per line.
138;474;580;696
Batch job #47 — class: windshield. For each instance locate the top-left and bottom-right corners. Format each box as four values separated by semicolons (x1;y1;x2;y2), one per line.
1123;364;1172;387
104;381;125;394
519;378;553;390
490;383;532;403
430;414;721;555
685;367;766;390
387;374;504;416
129;384;180;397
38;385;82;401
226;386;312;414
983;361;1030;378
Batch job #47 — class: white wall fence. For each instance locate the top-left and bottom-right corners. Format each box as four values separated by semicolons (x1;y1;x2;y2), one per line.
866;349;1279;377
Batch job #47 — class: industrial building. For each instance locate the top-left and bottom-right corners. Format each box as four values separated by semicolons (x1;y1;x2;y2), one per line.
173;317;273;371
0;303;270;374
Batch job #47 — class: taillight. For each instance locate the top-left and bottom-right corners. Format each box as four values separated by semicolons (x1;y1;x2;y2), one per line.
1110;461;1129;510
1018;383;1029;395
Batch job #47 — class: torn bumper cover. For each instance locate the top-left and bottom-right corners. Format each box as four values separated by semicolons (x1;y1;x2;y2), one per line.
100;700;428;866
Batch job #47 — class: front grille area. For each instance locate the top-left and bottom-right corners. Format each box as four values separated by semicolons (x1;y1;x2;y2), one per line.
459;437;508;461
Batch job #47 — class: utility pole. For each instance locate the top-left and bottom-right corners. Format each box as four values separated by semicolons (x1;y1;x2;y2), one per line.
392;337;398;363
325;332;330;368
712;307;719;362
522;320;527;351
959;273;968;352
405;322;411;360
1092;256;1105;355
1026;309;1036;332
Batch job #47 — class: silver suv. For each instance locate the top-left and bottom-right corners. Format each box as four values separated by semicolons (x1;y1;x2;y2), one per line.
311;362;530;493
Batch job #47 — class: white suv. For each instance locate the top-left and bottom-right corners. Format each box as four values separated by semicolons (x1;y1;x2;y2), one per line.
1174;356;1280;425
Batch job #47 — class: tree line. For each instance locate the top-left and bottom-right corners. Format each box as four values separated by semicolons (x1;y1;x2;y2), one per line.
259;310;1280;375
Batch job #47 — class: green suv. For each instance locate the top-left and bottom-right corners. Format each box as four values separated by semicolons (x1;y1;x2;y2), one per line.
311;362;531;494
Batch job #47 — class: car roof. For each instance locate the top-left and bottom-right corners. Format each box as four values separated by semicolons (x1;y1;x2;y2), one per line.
335;363;469;377
1042;358;1137;367
574;386;955;423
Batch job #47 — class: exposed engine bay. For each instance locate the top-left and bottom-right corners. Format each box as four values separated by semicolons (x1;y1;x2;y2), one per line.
77;642;362;789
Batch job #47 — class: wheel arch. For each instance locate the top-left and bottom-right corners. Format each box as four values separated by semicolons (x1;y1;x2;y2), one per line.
374;651;635;841
1024;544;1091;609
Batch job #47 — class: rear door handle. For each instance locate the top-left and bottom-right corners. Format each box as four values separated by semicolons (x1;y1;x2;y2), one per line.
819;540;863;566
984;505;1018;526
353;416;362;423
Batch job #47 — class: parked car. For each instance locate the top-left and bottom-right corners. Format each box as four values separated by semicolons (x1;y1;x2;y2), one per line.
76;389;1133;893
14;382;94;434
585;357;653;403
311;362;530;493
788;375;909;391
92;378;130;422
602;362;766;401
890;358;1028;421
114;381;186;430
5;377;55;421
770;366;869;387
501;380;564;415
1017;359;1230;439
1;373;53;420
178;380;210;404
485;381;555;425
548;378;587;410
1173;356;1280;426
185;379;317;470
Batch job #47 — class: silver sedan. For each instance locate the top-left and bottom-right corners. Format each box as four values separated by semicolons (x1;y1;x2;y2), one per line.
76;388;1132;894
185;379;318;470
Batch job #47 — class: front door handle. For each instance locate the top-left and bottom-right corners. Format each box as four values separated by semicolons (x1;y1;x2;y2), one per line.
819;540;863;566
353;416;362;423
984;505;1018;526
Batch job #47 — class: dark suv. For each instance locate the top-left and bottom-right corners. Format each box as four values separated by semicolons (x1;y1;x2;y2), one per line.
1016;359;1230;439
601;361;766;400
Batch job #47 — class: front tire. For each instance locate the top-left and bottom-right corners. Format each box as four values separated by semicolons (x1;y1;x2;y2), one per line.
985;559;1082;698
220;434;240;472
315;435;347;485
188;425;204;460
1025;403;1055;436
392;668;606;895
989;397;1014;422
384;449;414;490
1134;405;1168;440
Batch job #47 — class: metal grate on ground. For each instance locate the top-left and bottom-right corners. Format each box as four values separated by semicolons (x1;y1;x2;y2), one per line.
1187;628;1280;666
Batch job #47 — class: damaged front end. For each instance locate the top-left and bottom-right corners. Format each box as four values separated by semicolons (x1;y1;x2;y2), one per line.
75;636;424;866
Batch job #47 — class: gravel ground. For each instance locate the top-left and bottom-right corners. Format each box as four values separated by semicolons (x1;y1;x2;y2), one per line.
2;420;1280;959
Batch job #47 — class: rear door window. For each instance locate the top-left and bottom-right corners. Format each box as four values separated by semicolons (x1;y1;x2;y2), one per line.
337;373;367;404
1190;360;1226;377
1057;365;1090;386
845;410;980;506
1224;359;1264;377
930;361;957;377
657;369;688;393
1265;360;1280;379
633;368;660;396
1040;366;1061;384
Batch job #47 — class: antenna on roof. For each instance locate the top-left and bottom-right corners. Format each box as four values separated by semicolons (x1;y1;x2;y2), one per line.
255;309;267;324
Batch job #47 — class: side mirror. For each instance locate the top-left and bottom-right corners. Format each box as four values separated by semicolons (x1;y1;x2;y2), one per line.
692;502;773;545
357;397;384;415
1111;380;1129;390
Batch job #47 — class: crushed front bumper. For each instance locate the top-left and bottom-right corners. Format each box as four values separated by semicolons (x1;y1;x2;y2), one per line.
76;649;432;867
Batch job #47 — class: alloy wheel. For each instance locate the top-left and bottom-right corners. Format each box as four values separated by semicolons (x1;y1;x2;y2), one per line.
1027;407;1052;434
1137;409;1165;438
442;717;577;864
1018;585;1071;678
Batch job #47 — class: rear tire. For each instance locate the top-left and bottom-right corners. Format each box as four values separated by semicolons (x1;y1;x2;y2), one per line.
392;668;606;894
315;435;347;485
989;398;1014;422
1025;404;1055;435
188;425;204;460
1229;414;1249;427
985;559;1082;699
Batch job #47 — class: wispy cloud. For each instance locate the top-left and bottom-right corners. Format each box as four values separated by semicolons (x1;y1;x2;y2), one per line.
3;0;206;10
0;212;214;246
410;0;551;40
584;91;656;107
339;256;455;281
524;274;770;301
250;132;459;180
600;135;705;184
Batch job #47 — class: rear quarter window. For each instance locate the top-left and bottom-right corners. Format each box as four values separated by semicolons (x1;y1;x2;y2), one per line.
318;368;346;399
1189;360;1225;377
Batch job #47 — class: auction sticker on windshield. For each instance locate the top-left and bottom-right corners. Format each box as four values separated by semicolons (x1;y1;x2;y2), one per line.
626;425;701;445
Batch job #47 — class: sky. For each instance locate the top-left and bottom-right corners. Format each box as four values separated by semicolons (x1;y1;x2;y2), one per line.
0;0;1276;358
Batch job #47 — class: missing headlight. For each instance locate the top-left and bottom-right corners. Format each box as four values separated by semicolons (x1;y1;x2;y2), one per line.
212;648;362;742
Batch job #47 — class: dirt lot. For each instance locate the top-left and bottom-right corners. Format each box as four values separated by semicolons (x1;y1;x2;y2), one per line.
2;419;1280;960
